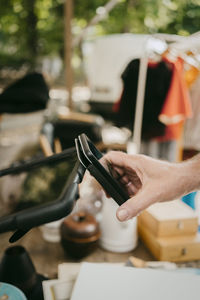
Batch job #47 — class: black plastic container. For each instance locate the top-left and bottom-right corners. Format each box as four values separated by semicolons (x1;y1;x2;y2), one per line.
0;245;46;300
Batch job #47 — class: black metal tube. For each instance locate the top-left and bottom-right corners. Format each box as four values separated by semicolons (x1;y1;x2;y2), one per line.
0;147;76;177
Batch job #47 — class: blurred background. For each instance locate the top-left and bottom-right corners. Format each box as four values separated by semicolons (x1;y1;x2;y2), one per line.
0;0;199;87
0;0;200;227
0;3;200;299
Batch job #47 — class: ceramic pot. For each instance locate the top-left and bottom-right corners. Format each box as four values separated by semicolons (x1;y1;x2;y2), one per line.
99;196;138;253
60;211;100;259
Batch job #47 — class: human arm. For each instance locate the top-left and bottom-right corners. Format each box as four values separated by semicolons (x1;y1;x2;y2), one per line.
102;151;200;221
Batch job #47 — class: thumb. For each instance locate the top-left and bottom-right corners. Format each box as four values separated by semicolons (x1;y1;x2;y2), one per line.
116;192;153;221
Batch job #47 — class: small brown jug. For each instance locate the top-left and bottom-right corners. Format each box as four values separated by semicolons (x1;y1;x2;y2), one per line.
60;211;100;259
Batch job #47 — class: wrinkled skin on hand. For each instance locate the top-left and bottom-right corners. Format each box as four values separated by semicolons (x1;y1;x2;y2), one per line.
101;151;200;221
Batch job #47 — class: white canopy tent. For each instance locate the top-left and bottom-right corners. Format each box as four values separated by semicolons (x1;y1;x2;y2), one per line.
83;34;167;103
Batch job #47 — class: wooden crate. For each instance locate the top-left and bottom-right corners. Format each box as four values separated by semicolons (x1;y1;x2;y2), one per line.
138;219;200;262
138;199;198;237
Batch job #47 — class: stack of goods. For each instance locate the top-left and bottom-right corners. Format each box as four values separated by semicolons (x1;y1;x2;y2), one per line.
138;199;200;262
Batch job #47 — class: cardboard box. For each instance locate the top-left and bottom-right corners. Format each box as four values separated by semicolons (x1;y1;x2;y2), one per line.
138;199;198;237
138;219;200;262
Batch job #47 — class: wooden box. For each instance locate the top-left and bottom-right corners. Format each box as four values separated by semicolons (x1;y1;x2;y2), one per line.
138;219;200;262
138;200;198;237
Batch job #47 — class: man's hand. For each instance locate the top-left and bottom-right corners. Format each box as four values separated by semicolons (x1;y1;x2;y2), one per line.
102;151;200;221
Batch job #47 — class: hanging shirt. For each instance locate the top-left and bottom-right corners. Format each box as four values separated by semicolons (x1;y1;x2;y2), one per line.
113;59;172;140
184;65;199;88
157;57;192;141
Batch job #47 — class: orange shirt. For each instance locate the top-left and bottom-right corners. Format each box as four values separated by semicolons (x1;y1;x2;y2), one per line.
157;57;192;141
184;65;199;88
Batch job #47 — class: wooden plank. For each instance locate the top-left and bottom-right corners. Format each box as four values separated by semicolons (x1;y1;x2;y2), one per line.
64;0;73;110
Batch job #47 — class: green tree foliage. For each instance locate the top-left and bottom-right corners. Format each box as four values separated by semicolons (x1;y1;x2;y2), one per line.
0;0;64;68
0;0;199;69
99;0;200;35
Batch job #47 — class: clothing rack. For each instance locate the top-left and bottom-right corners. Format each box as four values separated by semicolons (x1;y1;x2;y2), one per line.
128;32;200;156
